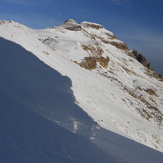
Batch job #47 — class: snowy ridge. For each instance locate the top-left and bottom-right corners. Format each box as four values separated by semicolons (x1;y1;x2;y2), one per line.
0;20;163;153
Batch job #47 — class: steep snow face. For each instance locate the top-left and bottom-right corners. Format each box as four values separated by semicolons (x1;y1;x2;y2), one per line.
0;20;163;152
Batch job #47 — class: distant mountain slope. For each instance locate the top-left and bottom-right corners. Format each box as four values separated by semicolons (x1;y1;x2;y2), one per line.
0;20;163;153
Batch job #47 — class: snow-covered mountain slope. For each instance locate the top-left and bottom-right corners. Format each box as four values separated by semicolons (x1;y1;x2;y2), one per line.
0;19;163;153
1;37;163;163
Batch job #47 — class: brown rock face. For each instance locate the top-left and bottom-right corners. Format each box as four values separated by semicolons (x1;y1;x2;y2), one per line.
82;44;104;56
81;22;104;30
87;34;129;51
97;56;110;68
109;41;129;50
77;56;109;70
79;57;97;70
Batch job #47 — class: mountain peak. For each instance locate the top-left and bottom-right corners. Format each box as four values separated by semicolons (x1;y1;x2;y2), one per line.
58;19;81;31
64;19;78;24
57;19;105;31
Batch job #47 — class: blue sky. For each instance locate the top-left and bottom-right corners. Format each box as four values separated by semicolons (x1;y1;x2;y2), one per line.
0;0;163;74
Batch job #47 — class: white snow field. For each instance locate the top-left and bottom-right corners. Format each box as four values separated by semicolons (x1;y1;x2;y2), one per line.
0;20;163;162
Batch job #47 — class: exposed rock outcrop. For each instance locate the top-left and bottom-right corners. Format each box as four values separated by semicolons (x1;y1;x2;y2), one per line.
58;19;82;31
82;44;104;56
80;21;104;30
76;56;109;70
132;50;163;80
109;41;129;50
132;50;152;69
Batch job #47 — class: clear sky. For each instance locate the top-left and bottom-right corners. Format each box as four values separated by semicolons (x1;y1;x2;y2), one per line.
0;0;163;74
